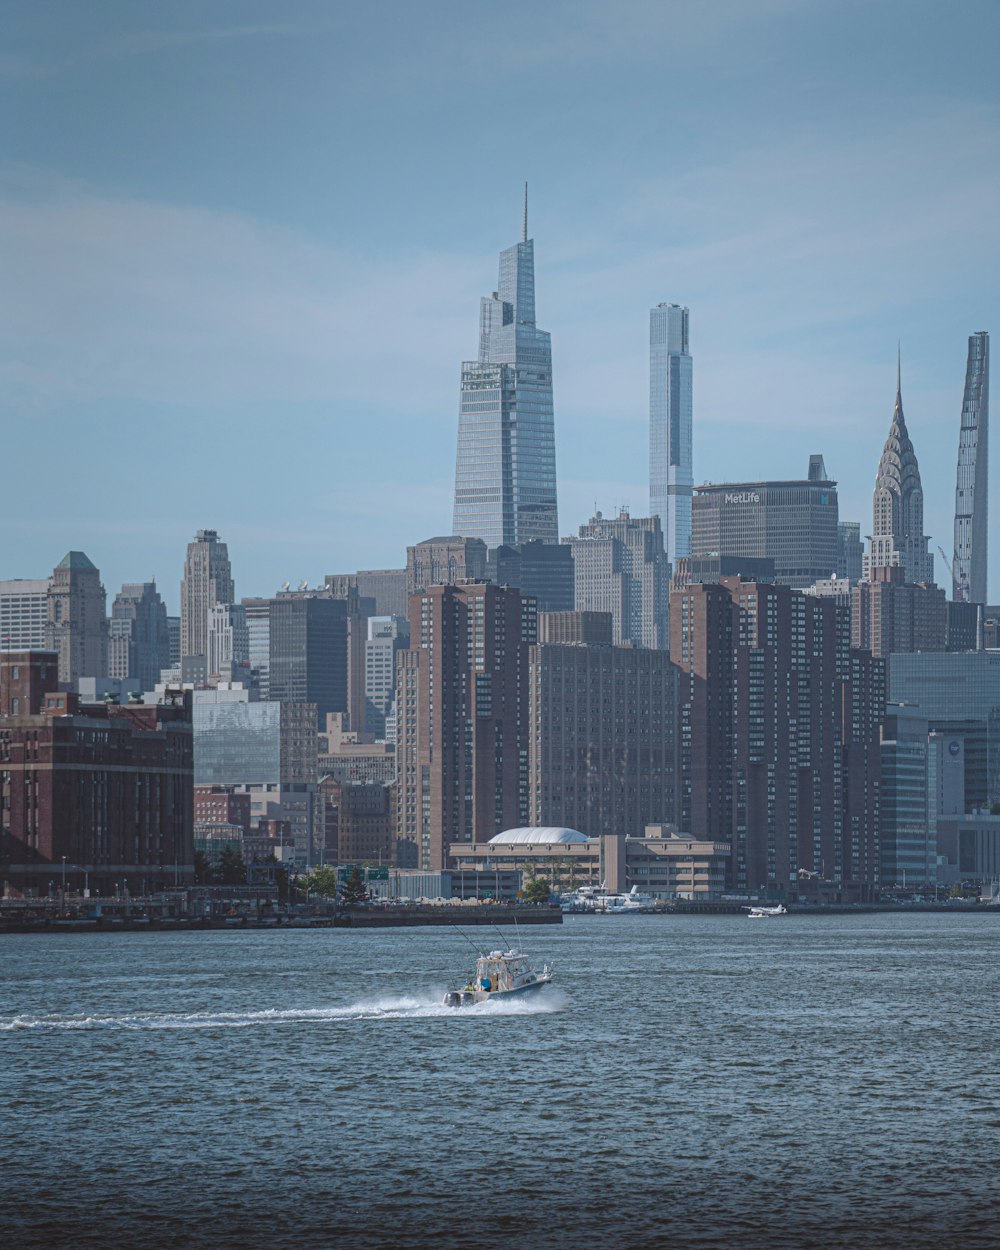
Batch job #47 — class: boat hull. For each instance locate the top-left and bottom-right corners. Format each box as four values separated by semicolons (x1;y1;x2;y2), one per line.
443;972;553;1008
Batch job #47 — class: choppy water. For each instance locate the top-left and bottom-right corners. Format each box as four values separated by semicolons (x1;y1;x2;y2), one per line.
3;914;999;1249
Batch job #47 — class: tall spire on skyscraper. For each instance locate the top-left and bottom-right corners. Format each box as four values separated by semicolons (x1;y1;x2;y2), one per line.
452;194;558;548
952;331;990;603
863;355;934;584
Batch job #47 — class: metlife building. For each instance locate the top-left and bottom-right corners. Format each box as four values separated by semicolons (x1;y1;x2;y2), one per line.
691;457;839;590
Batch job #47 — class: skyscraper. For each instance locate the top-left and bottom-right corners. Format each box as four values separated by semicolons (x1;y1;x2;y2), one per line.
568;509;670;649
452;188;558;549
181;530;234;664
46;551;107;683
952;331;990;604
864;358;934;584
108;581;171;690
649;302;693;563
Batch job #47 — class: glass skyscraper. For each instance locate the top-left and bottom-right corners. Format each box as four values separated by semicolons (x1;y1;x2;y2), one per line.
952;331;990;604
649;303;693;564
452;192;558;548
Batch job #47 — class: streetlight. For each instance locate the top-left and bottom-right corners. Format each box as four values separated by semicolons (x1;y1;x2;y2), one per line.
60;856;67;916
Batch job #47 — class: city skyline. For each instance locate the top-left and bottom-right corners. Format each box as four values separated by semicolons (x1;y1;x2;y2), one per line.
2;1;998;604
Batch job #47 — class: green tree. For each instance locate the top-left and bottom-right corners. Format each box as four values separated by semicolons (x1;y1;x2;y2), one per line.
217;843;247;885
299;865;340;898
193;850;213;885
340;867;368;905
525;876;551;904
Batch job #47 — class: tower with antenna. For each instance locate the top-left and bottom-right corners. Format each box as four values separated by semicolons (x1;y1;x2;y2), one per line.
951;331;990;603
452;186;559;548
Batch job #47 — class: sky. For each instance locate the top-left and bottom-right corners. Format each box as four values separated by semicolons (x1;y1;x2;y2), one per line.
2;0;998;611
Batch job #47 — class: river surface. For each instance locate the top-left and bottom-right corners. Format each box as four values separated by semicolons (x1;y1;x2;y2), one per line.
3;913;999;1249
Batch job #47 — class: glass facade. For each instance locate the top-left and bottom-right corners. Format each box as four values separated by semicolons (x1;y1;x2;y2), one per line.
194;695;281;786
952;331;990;604
649;303;693;563
453;228;558;549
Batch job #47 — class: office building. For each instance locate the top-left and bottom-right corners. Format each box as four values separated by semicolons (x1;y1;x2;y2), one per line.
46;551;107;684
485;540;575;612
267;592;348;728
864;361;934;584
242;597;270;699
167;616;180;667
108;582;171;691
880;705;934;889
691;457;839;589
0;578;50;651
180;530;234;665
649;302;693;564
207;602;250;682
318;713;396;784
568;510;670;649
889;651;1000;809
537;610;613;646
670;579;883;901
527;639;678;839
193;685;320;866
452;189;559;548
364;616;407;739
328;781;395;866
395;582;537;870
0;651;193;895
671;555;776;589
837;522;864;583
326;569;408;620
952;332;990;604
406;536;487;596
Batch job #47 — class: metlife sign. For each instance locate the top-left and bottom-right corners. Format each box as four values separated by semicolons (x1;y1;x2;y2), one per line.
724;491;761;505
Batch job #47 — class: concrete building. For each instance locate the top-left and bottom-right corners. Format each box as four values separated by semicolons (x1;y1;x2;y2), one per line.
406;536;488;596
527;639;677;840
0;651;193;896
180;530;234;666
326;569;408;619
0;578;50;651
46;551;107;684
670;578;884;901
649;302;693;565
568;510;670;650
364;616;407;739
207;603;250;683
108;582;171;691
952;331;990;604
537;611;613;646
318;713;396;785
395;581;536;870
851;566;947;659
691;457;839;590
936;813;1000;888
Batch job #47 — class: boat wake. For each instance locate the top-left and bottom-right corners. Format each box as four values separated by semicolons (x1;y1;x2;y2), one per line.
0;990;564;1033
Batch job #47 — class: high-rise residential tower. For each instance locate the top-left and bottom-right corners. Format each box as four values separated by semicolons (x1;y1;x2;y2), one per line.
452;188;558;549
181;530;234;664
649;303;693;563
952;331;990;604
864;358;934;584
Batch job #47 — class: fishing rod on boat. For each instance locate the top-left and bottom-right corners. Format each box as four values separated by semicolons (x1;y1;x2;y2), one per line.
447;918;486;957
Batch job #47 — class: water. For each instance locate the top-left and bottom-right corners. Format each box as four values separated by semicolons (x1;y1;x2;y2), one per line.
3;914;999;1249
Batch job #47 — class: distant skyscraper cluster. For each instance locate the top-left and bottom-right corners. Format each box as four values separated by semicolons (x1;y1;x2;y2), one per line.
0;194;995;906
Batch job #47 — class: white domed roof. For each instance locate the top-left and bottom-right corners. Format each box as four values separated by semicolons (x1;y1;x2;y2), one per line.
487;827;590;846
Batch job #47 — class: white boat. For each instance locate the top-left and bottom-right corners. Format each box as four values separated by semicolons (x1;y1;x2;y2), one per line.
443;949;553;1007
560;884;657;914
746;903;788;918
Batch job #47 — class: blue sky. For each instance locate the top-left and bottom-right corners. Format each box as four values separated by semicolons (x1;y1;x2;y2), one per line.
2;0;998;609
